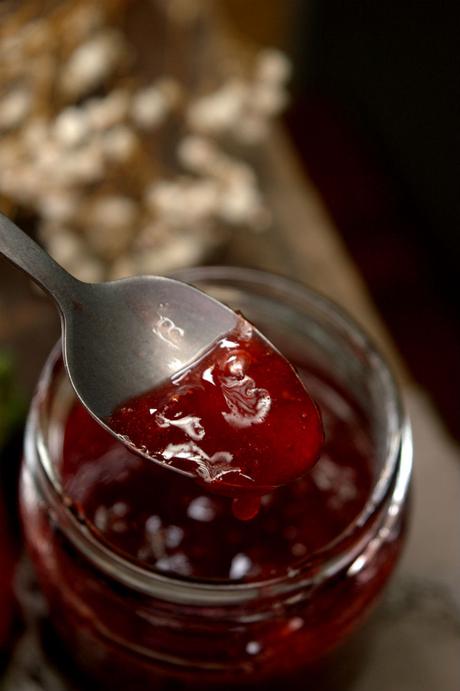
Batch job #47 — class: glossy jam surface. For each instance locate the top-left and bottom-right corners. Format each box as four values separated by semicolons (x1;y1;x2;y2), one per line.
108;322;324;508
61;369;373;582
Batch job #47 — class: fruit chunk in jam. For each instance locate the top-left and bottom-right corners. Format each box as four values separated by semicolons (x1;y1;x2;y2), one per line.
109;320;324;513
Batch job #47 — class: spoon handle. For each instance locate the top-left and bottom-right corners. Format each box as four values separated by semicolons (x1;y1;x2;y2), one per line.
0;212;79;310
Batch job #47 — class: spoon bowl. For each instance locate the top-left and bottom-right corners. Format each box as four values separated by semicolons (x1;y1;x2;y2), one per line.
61;275;238;419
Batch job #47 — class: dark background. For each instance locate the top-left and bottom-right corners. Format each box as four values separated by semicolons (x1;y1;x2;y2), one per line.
227;0;460;439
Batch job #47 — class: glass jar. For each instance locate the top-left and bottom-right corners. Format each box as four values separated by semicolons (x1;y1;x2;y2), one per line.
20;267;412;690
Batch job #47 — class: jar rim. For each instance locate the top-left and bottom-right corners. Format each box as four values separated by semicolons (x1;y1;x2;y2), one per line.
28;266;412;606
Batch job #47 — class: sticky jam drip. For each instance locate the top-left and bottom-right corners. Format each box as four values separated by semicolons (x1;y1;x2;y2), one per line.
109;319;324;519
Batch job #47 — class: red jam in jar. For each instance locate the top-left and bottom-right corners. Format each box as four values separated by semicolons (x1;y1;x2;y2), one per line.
20;270;411;691
63;366;369;582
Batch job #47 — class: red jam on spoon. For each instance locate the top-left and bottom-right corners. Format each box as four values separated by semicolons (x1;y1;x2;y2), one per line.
109;319;324;519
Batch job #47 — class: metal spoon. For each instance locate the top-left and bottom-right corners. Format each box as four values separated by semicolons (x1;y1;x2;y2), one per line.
0;212;239;474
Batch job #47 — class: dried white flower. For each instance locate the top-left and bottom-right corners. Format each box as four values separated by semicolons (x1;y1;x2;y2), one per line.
88;195;138;229
184;179;220;219
85;224;133;260
178;136;255;184
53;107;90;147
146;180;186;226
59;139;105;185
135;234;210;274
0;87;32;130
146;178;219;226
177;135;215;172
0;3;289;279
22;118;49;152
0;167;43;203
255;49;292;84
184;47;291;145
131;86;169;129
235;115;269;145
134;221;168;249
83;195;137;259
59;30;128;98
156;77;182;107
85;89;131;130
38;192;80;223
187;80;246;135
47;230;106;282
252;84;287;116
34;142;64;178
217;179;267;228
102;125;137;162
46;229;85;266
